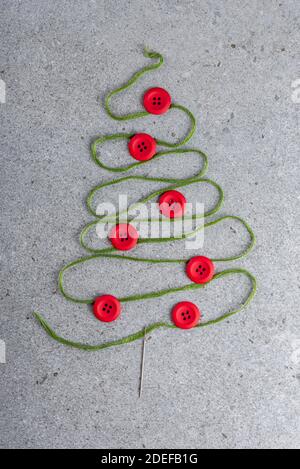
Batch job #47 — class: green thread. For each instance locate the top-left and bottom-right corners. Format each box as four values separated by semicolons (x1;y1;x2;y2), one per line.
105;49;164;122
34;269;257;352
80;214;255;258
104;49;195;146
91;136;208;176
35;49;257;351
86;175;221;219
57;253;256;305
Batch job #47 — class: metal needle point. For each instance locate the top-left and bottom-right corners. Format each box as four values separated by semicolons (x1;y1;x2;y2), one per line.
139;328;146;398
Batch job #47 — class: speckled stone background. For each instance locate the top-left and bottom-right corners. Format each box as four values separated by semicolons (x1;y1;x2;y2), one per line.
0;0;299;449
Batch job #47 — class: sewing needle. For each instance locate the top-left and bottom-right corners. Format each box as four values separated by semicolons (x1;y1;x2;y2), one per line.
139;328;146;398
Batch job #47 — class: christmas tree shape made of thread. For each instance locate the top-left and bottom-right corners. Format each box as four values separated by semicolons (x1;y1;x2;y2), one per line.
34;49;256;351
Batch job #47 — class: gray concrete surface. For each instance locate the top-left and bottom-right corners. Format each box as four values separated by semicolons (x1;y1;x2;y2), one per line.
0;0;299;449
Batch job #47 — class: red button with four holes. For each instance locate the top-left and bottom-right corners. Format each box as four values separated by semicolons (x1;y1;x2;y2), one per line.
93;295;121;322
143;87;171;115
159;190;186;218
109;223;139;251
186;256;215;284
128;133;157;161
172;301;201;329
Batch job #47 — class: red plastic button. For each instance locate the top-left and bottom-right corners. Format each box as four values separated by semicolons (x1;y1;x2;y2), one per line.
172;301;201;329
93;295;121;322
143;87;171;115
128;133;156;161
186;256;215;284
109;223;139;251
159;190;186;218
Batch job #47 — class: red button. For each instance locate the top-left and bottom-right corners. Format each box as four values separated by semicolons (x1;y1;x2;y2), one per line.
172;301;201;329
128;133;156;161
143;87;171;115
159;190;186;218
186;256;215;284
93;295;121;322
109;223;139;251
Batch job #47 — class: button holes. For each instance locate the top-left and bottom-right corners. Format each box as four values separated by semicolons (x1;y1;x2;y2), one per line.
138;144;141;148
188;315;191;319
